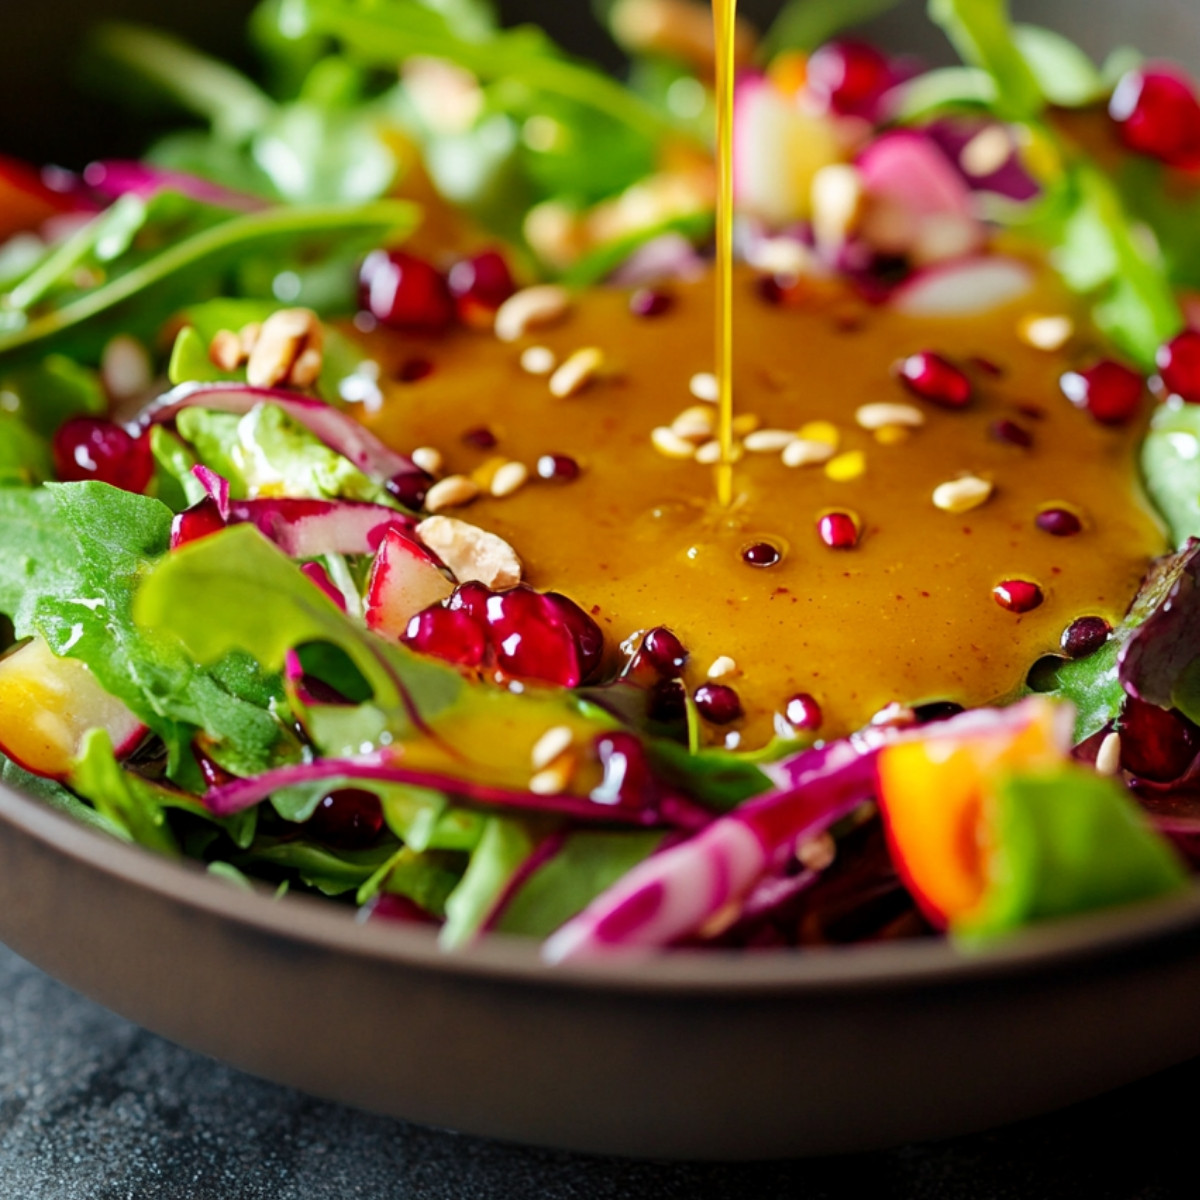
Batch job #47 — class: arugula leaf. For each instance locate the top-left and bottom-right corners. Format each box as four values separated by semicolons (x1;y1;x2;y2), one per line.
0;415;52;487
440;815;537;947
1012;25;1105;108
0;484;294;776
958;765;1187;938
496;830;663;939
0;748;126;840
1142;401;1200;547
238;836;400;895
0;355;107;437
927;0;1043;121
0;200;417;365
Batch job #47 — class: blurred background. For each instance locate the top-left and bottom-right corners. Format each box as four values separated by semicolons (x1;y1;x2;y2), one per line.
0;0;1197;166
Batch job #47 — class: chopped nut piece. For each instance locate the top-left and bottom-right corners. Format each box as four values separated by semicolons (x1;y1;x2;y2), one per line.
520;345;558;375
494;284;571;342
239;323;262;357
651;426;698;459
855;402;925;430
795;832;836;872
1095;730;1123;776
743;429;796;453
246;308;325;389
707;655;739;679
423;475;481;514
411;446;444;476
689;371;719;403
549;346;605;398
531;725;574;771
490;460;530;498
782;438;836;467
932;474;993;514
209;329;245;372
695;439;744;465
1018;313;1074;352
416;515;522;589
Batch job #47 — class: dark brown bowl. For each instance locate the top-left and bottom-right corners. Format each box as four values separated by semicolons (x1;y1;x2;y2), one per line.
4;0;1200;1163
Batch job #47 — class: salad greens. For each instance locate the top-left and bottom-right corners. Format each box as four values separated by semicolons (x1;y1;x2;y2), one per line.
1;0;1200;958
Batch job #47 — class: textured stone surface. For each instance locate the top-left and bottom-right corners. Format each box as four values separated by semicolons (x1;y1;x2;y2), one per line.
0;941;1194;1198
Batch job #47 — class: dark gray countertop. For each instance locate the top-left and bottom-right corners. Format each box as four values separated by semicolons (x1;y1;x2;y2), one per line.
0;942;1194;1200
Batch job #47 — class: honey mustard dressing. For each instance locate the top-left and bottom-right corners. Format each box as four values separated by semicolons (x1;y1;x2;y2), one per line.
357;264;1165;746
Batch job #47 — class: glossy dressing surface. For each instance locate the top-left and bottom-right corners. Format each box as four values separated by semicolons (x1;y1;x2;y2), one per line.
360;266;1164;745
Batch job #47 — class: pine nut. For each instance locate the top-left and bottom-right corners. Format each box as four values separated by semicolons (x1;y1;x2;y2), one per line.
743;429;796;453
855;402;925;430
932;474;993;513
695;439;743;465
424;475;480;513
707;655;739;679
530;753;576;795
1095;730;1122;776
651;426;697;459
1018;313;1074;352
520;345;557;375
494;285;571;342
782;439;836;467
689;371;719;402
531;725;574;771
549;346;605;398
671;405;715;443
490;460;529;498
411;446;443;476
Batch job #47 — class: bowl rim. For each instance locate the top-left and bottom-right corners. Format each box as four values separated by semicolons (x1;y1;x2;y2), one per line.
6;775;1200;997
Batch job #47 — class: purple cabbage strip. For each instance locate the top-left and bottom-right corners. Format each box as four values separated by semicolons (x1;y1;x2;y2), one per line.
83;160;269;212
224;497;413;557
139;382;421;484
192;465;231;518
202;750;680;826
923;118;1040;203
541;744;878;962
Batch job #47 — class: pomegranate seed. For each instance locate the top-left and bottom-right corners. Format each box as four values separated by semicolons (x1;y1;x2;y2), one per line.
742;541;782;567
304;787;385;850
648;678;688;722
170;497;226;549
359;249;454;334
1118;697;1200;782
895;352;972;408
402;606;487;668
971;356;1004;378
398;357;434;383
385;469;433;511
1061;615;1111;659
1036;507;1083;537
486;586;585;687
52;417;153;492
694;683;743;725
448;249;515;318
591;731;655;811
993;579;1044;613
1060;360;1144;425
1110;66;1200;169
641;627;689;676
196;749;235;789
817;511;859;550
629;288;673;318
784;693;822;732
448;580;494;625
536;453;580;482
1156;329;1200;403
462;425;498;449
806;40;892;117
542;592;605;683
990;419;1033;448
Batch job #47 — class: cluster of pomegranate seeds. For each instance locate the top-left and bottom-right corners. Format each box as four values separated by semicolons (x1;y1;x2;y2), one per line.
52;416;153;493
170;497;226;549
447;250;516;328
817;511;859;550
404;582;604;688
1060;615;1111;659
640;626;689;675
1060;360;1144;425
385;469;433;511
304;787;386;850
629;288;673;318
1109;66;1200;169
359;250;455;334
693;682;743;725
992;579;1044;613
1118;697;1200;782
1035;507;1083;537
742;541;782;567
806;40;893;117
536;453;581;482
990;418;1033;449
784;693;822;733
895;352;972;408
591;732;655;810
1156;329;1200;403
